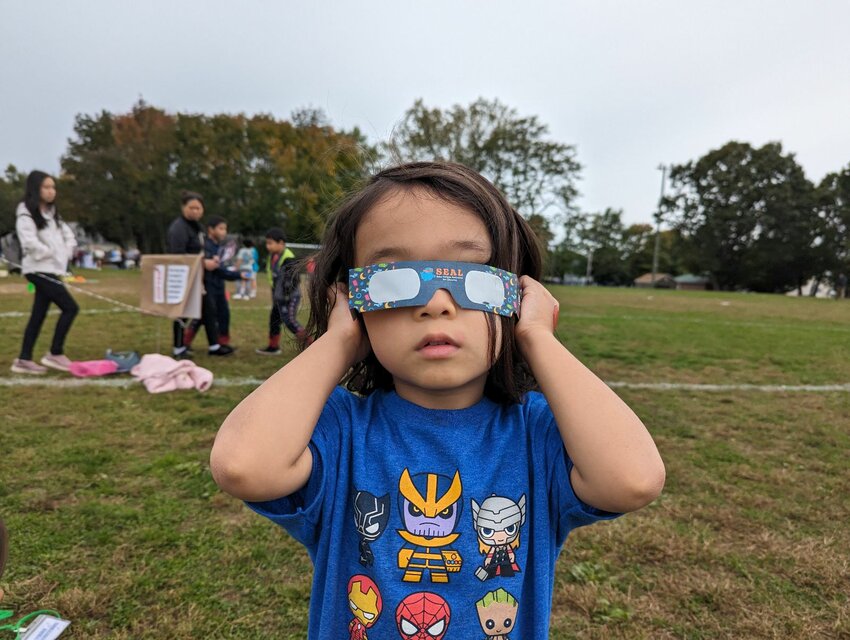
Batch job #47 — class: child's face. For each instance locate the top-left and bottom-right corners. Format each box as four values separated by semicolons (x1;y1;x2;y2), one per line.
210;223;228;242
266;238;286;254
354;188;498;409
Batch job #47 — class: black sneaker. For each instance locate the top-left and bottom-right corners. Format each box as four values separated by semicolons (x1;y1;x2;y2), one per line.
255;346;282;355
173;350;193;361
209;345;235;356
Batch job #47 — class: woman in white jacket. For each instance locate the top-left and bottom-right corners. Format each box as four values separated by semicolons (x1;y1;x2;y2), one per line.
11;171;79;374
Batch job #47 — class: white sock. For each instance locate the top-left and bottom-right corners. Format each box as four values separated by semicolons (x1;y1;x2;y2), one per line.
173;347;187;355
208;344;221;352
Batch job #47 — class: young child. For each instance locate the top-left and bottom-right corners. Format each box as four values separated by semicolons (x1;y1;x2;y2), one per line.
184;216;243;353
255;228;307;355
211;162;665;638
234;239;257;300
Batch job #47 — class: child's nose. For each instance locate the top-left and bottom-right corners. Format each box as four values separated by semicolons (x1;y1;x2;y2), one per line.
417;288;458;318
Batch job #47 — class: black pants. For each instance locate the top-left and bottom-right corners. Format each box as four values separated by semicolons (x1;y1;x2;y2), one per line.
176;293;219;350
211;291;229;337
19;273;79;360
270;288;303;337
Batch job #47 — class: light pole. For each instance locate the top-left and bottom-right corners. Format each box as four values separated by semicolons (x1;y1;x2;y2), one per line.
651;164;667;284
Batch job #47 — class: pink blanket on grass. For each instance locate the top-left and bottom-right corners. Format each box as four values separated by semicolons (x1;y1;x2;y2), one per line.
69;360;120;377
130;354;213;393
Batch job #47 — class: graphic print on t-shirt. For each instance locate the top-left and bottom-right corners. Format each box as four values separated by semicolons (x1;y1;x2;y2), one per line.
352;489;391;567
395;591;451;640
471;493;527;581
475;588;519;640
347;574;383;640
396;468;464;583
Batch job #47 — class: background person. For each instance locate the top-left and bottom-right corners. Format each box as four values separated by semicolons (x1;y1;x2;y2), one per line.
255;228;306;355
166;190;231;358
184;216;245;349
11;170;79;374
234;239;257;300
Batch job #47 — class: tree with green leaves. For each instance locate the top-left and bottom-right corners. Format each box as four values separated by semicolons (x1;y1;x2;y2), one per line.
59;100;374;252
664;141;824;292
566;208;631;285
817;164;850;281
0;165;27;236
387;98;581;219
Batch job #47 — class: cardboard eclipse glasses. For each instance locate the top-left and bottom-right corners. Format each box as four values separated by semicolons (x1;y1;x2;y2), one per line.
349;261;520;317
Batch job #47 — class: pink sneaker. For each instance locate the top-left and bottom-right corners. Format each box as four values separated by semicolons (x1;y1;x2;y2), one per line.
10;358;48;375
40;353;73;372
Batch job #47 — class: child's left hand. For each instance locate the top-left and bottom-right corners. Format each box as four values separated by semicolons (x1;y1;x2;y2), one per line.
515;276;560;346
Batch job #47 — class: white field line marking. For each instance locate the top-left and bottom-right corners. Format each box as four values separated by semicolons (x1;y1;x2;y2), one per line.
0;376;848;393
0;306;271;319
565;312;850;333
0;307;130;318
0;376;267;388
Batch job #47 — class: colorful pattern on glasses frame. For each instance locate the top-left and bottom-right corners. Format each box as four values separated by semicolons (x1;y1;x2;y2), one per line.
348;261;520;317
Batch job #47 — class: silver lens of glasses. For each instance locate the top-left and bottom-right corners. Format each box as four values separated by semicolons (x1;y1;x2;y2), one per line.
465;271;505;307
368;268;421;303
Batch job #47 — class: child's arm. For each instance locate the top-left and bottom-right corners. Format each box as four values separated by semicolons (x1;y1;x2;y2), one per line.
210;284;369;501
516;277;665;514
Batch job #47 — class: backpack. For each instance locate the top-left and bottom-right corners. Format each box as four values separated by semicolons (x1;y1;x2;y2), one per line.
0;231;22;272
1;210;62;273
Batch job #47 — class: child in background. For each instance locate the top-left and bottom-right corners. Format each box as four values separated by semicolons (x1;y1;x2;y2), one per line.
254;228;307;355
249;241;259;298
11;171;79;374
234;239;257;300
211;162;665;637
184;216;244;353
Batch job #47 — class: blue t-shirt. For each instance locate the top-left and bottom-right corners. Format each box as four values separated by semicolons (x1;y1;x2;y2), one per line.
247;386;619;638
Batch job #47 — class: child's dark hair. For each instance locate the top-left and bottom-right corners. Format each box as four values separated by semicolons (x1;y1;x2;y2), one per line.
265;228;287;242
22;170;57;231
180;190;205;208
207;215;227;229
306;161;544;405
243;239;254;248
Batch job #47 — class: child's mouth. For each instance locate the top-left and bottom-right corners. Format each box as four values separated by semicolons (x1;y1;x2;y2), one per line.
416;335;459;358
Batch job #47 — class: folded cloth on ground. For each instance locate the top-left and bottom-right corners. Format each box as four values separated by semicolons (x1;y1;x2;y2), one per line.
105;349;141;372
69;359;120;377
130;354;213;393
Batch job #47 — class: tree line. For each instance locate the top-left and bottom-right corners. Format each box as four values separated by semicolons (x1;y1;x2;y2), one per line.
1;98;848;293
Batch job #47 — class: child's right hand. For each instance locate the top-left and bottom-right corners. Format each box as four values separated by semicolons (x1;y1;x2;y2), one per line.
326;283;371;365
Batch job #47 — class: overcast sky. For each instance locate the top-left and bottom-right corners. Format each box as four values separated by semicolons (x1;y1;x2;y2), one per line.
1;1;848;227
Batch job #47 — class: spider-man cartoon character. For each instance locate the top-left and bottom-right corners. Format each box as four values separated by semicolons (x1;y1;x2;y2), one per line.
395;591;451;640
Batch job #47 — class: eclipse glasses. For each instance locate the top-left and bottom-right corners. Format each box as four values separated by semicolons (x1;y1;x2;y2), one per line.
349;261;519;317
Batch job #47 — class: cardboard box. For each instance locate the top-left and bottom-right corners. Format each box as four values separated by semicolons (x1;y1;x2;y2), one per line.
140;254;203;319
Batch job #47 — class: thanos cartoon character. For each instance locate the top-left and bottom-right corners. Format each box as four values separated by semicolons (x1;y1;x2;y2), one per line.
396;468;463;583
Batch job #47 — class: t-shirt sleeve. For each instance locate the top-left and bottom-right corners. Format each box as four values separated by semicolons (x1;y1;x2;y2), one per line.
528;393;621;546
244;387;346;548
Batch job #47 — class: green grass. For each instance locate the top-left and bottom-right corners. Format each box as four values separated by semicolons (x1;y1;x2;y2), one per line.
1;270;848;638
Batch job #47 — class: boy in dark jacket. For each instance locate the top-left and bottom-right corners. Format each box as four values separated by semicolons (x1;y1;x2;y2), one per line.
185;216;245;353
255;228;308;355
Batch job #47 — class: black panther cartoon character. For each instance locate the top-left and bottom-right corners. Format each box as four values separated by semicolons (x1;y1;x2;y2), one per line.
353;489;391;567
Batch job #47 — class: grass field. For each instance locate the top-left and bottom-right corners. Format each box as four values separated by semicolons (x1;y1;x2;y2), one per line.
1;269;848;639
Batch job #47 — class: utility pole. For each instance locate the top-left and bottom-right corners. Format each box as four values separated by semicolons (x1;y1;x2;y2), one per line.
651;164;667;284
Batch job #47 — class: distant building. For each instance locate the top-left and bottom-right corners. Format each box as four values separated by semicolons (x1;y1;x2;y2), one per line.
634;272;675;289
675;273;711;291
